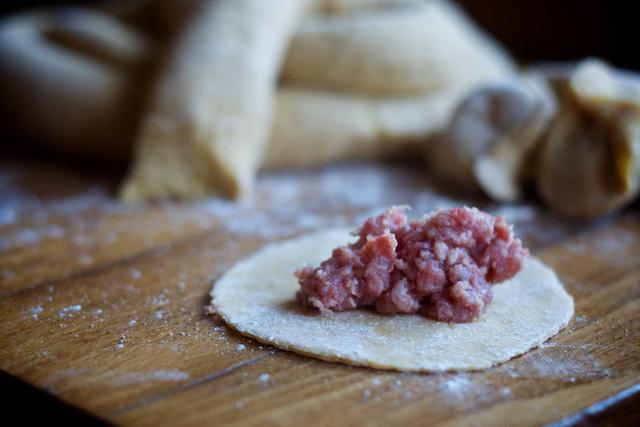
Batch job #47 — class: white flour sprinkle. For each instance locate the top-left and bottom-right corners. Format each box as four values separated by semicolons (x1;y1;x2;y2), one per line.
129;319;137;327
0;224;65;251
30;304;43;320
94;309;103;315
115;369;190;385
130;269;143;280
46;368;87;385
235;401;244;410
58;305;82;318
191;163;466;240
115;335;126;350
492;205;537;223
441;375;472;401
149;292;170;307
236;344;246;352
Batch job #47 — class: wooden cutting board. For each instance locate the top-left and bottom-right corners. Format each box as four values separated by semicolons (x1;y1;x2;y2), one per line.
1;157;639;426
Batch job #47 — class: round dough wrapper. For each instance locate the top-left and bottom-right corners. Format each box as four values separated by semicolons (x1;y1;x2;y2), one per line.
210;229;574;372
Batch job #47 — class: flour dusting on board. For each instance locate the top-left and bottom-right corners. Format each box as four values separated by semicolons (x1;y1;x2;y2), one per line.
115;369;190;385
508;346;614;381
192;164;579;247
58;304;82;318
29;304;43;320
1;161;580;277
2;161;622;409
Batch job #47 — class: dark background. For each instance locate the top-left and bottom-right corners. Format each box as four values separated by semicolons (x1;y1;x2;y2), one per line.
0;0;636;70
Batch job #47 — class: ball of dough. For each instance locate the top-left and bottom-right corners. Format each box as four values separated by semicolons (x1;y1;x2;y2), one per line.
0;8;154;161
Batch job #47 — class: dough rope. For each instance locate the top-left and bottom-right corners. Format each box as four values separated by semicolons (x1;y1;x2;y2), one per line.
120;0;310;201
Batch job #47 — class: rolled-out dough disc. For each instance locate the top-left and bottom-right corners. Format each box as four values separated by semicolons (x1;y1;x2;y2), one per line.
210;229;574;371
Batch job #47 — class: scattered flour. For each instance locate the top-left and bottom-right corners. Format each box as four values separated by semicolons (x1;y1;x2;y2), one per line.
440;375;473;401
58;305;82;318
46;368;87;384
495;343;614;383
149;292;170;307
194;164;465;240
492;204;538;223
115;369;190;385
30;304;43;320
236;344;247;352
45;367;89;393
0;225;65;252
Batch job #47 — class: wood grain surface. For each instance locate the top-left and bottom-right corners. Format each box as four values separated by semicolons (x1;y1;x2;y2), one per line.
1;156;639;426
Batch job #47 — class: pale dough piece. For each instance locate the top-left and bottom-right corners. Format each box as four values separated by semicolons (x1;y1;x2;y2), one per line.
211;229;574;372
154;0;413;36
281;0;514;95
120;0;308;201
266;51;513;171
310;0;412;14
263;86;465;169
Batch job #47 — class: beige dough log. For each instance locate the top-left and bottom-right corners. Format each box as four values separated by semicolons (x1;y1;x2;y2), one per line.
264;84;471;170
153;0;410;35
0;8;153;161
536;59;640;219
120;0;308;201
281;0;514;95
310;0;411;14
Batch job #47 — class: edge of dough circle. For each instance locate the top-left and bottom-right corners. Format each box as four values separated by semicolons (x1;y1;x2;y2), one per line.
210;229;574;372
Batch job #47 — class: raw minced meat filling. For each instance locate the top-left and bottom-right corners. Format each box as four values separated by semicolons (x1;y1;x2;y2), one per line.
295;206;527;322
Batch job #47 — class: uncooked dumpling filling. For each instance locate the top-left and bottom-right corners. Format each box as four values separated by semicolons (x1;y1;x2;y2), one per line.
296;206;527;322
